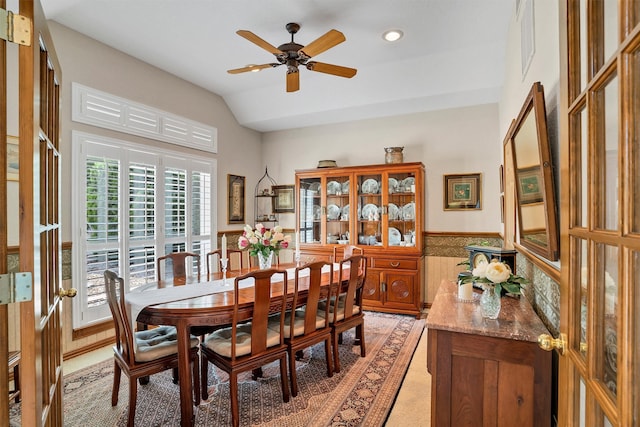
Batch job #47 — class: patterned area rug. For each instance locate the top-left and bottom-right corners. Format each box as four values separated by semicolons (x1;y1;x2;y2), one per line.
11;312;425;426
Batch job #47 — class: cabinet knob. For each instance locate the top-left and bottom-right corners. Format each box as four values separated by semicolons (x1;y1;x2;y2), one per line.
537;333;566;356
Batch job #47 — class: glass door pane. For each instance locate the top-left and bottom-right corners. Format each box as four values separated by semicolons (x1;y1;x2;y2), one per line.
325;175;351;245
597;244;618;398
594;74;619;231
387;171;417;247
357;173;382;246
299;177;321;244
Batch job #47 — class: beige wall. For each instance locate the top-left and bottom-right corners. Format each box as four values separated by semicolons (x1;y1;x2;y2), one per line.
47;21;264;243
261;104;503;235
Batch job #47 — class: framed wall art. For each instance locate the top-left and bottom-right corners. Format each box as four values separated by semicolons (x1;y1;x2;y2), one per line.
443;173;482;210
272;185;295;213
516;166;543;205
227;174;245;224
7;135;19;181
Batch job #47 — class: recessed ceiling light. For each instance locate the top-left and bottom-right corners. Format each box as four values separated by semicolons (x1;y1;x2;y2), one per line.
382;29;403;42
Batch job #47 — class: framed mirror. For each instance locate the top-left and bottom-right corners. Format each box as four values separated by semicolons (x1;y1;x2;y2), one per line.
509;82;559;261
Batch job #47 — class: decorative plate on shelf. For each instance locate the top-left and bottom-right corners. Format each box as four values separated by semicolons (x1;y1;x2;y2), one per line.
388;203;400;220
402;202;415;220
361;178;379;194
308;182;321;194
388;227;402;245
327;204;341;220
341;180;349;194
361;203;380;220
327;181;341;195
401;177;415;191
341;204;350;220
388;177;399;194
313;205;321;220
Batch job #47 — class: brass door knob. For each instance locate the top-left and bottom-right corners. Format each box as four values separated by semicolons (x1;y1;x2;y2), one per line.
59;287;78;298
538;333;566;355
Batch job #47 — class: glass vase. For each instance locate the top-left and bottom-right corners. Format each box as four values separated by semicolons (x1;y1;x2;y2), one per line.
257;251;274;269
480;285;501;319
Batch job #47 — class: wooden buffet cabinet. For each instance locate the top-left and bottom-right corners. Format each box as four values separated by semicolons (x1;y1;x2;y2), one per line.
295;162;424;317
426;280;552;427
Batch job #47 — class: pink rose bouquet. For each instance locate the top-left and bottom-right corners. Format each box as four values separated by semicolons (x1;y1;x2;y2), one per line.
238;224;291;258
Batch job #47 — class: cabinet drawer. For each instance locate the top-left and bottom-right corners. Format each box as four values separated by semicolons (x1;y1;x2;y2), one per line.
371;258;417;270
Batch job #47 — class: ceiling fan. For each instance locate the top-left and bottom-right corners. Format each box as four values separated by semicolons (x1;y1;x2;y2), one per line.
228;23;357;92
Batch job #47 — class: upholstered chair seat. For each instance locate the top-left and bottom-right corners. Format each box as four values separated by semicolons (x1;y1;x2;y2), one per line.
134;326;199;363
204;323;281;358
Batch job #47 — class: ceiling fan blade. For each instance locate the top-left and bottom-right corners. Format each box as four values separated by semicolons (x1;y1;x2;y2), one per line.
287;71;300;92
236;30;283;55
227;63;280;74
299;29;345;58
306;61;357;78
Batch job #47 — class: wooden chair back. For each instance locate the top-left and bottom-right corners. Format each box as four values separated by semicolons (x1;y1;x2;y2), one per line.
332;245;363;263
206;248;246;279
104;270;136;365
291;261;333;337
335;254;367;324
156;251;200;283
230;268;288;359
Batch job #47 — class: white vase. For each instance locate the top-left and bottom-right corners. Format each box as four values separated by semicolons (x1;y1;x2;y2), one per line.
257;251;274;269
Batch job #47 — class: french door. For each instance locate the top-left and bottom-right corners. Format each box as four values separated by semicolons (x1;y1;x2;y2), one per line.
559;1;639;425
0;0;66;425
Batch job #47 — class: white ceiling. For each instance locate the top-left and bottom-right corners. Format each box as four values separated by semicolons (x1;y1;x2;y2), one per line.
40;0;513;132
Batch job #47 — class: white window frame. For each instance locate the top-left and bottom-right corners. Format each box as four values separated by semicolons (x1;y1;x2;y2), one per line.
71;131;217;328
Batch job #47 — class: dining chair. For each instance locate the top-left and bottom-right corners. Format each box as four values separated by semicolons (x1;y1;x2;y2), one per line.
270;261;334;397
206;248;246;280
200;268;290;427
322;254;367;373
332;245;363;263
156;251;201;284
104;270;201;426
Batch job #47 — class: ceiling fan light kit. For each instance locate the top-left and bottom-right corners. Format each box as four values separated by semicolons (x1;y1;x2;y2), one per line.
228;22;357;92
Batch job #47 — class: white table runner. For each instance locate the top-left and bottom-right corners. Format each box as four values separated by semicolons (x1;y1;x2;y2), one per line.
126;263;341;323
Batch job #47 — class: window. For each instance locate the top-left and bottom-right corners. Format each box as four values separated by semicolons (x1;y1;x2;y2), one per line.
72;131;216;328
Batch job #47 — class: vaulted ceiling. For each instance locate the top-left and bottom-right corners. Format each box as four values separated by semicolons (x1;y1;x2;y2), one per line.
41;0;513;132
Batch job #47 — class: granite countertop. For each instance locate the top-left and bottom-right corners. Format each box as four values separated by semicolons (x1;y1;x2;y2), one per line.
426;280;549;343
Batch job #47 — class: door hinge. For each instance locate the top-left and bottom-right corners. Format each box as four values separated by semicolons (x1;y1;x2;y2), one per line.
0;272;33;304
0;8;32;46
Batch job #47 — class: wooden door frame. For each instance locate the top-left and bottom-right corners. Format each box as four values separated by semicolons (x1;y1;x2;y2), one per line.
0;0;9;423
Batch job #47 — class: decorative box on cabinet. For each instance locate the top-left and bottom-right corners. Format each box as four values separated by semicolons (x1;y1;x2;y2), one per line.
295;162;424;317
426;280;552;427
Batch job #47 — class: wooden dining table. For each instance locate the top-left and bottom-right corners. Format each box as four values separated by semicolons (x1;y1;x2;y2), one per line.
128;263;347;427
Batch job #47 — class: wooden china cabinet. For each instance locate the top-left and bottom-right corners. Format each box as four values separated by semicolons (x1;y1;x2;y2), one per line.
295;162;424;317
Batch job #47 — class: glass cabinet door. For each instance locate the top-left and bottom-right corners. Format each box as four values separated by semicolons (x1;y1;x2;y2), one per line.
299;177;322;244
356;172;383;246
386;171;416;247
325;174;351;245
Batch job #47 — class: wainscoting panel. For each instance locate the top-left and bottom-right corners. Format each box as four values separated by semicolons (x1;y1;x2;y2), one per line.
425;256;468;305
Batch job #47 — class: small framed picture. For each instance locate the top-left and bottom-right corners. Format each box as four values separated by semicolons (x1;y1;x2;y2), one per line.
517;166;543;204
443;173;482;210
7;135;19;181
272;185;295;213
227;174;245;224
